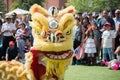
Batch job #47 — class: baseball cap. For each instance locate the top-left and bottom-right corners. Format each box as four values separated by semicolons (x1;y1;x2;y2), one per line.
9;41;15;46
104;22;111;27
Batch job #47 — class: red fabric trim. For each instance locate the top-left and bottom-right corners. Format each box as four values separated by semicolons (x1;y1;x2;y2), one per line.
30;48;46;80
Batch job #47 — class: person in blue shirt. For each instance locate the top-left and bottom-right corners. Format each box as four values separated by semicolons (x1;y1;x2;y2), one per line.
98;10;115;33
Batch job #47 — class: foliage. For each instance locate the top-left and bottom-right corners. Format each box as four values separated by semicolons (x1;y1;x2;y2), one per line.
66;0;120;12
10;0;46;11
0;0;5;12
10;0;19;11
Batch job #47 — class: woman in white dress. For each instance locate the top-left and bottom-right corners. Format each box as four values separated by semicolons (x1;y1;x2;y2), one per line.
84;30;96;65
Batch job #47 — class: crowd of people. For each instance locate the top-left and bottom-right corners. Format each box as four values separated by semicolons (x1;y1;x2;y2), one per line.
72;9;120;66
0;13;32;61
0;9;120;67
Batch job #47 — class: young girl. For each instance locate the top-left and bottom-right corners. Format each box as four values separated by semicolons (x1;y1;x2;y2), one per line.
84;30;97;65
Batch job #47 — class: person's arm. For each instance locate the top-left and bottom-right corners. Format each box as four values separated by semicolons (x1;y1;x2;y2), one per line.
84;36;88;43
112;38;115;50
94;37;97;48
15;53;20;60
100;29;105;32
5;54;8;61
10;30;16;34
112;31;116;50
21;33;30;37
15;48;20;60
1;24;12;33
1;27;10;33
5;48;9;61
98;19;104;32
115;46;120;54
21;29;30;37
81;25;85;43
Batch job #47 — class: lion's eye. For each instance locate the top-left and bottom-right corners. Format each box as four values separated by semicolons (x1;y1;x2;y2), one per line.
35;31;40;35
66;30;71;35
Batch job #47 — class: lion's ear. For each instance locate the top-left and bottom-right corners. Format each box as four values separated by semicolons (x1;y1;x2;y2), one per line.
29;4;48;16
58;5;76;17
58;6;76;31
30;13;49;31
59;13;75;32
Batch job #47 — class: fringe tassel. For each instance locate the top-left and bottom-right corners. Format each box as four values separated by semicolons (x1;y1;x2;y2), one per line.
46;58;72;79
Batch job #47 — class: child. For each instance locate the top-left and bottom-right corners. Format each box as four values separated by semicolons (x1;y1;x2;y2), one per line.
84;30;97;65
5;41;20;61
102;22;115;61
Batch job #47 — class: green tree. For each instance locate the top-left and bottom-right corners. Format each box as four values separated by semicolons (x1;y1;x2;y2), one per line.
66;0;120;12
102;0;120;10
10;0;46;11
0;0;5;12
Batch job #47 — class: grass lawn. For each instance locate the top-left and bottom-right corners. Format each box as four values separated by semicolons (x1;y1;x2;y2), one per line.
65;65;120;80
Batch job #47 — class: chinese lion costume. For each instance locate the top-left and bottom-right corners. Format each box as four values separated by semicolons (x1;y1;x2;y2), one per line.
0;4;76;80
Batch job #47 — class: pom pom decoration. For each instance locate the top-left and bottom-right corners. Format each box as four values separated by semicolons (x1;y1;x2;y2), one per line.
112;63;119;70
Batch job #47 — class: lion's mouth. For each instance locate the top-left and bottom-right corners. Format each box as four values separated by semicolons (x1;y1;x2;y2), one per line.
30;48;73;60
44;50;73;60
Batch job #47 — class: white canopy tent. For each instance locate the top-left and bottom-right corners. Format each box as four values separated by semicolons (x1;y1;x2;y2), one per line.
6;8;30;15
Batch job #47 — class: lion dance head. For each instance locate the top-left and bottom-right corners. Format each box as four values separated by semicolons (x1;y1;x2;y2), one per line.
0;4;76;80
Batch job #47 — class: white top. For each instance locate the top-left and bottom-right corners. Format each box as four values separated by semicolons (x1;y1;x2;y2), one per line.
85;38;96;53
102;30;116;48
73;25;78;40
1;22;16;36
113;18;120;31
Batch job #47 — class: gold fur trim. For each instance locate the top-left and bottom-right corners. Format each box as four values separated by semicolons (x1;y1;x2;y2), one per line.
46;57;72;79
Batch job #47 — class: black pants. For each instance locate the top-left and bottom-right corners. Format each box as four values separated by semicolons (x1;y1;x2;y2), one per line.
2;36;15;57
0;47;3;60
73;40;81;49
72;40;81;65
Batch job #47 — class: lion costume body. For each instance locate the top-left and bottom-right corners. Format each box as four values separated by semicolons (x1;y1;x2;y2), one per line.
0;4;76;80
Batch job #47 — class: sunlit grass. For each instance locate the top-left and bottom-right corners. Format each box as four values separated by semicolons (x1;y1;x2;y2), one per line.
65;65;120;80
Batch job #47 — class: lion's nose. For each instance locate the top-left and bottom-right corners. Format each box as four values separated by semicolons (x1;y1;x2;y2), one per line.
51;33;57;43
47;33;66;43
